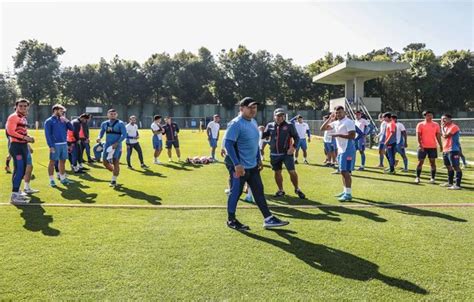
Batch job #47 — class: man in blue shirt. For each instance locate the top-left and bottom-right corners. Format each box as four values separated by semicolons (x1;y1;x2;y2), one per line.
44;104;74;186
97;109;127;187
223;97;289;230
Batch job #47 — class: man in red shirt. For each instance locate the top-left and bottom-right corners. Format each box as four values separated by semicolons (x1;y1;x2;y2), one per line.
415;110;443;184
5;99;35;204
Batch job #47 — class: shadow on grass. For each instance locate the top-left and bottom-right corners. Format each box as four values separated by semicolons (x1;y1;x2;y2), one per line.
353;197;467;222
115;184;162;205
265;195;387;223
56;186;98;204
14;195;60;237
135;169;167;178
161;163;192;171
352;174;421;186
241;230;428;295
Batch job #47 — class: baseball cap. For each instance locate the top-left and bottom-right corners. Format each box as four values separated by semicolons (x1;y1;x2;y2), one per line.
52;104;66;111
239;97;259;107
274;108;285;116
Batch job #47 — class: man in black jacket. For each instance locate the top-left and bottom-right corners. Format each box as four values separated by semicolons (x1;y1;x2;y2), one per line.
263;108;306;199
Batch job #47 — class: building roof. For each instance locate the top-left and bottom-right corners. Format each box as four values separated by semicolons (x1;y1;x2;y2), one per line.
313;61;410;85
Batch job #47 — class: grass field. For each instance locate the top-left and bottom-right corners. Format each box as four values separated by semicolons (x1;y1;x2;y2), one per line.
1;130;473;300
405;135;474;160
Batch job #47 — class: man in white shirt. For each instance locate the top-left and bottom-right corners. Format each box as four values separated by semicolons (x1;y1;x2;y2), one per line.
377;113;387;168
354;111;370;170
320;106;356;202
206;114;221;160
392;115;408;172
151;115;164;164
125;115;148;169
322;115;337;167
293;115;311;164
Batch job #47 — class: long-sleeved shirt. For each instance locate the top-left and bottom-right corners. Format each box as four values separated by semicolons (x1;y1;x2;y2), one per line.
262;120;300;156
98;119;127;146
6;112;28;143
44;115;73;147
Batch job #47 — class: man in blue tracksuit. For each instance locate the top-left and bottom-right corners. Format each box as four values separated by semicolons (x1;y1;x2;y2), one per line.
97;109;127;187
223;97;289;231
44;104;74;187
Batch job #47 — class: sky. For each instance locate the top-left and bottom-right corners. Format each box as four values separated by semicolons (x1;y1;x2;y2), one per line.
0;0;472;72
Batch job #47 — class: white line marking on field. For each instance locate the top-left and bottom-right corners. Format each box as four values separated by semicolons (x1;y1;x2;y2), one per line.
0;203;473;210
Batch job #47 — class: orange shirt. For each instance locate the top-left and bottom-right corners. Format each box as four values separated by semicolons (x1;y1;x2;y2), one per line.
6;112;28;143
416;120;440;148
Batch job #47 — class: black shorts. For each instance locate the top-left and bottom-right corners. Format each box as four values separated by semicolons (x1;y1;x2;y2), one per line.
418;148;437;160
270;154;295;171
166;140;180;149
443;151;460;168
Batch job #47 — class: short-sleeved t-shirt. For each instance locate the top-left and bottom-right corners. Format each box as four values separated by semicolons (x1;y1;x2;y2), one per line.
323;129;335;143
329;117;356;153
442;123;461;152
416;121;440;148
395;122;406;144
294;122;310;139
207;121;220;139
151;123;163;140
385;120;397;145
126;123;139;144
223;115;260;169
355;118;370;134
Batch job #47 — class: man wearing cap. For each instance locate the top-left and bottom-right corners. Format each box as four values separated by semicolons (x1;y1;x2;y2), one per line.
206;114;221;161
44;104;74;186
97;109;127;187
223;97;289;230
263;108;306;199
293;115;311;165
320;106;356;202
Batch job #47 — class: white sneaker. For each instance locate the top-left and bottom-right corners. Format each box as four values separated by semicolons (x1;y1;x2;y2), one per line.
154;160;162;165
10;193;30;205
224;189;231;195
439;183;452;187
414;177;420;184
20;191;28;197
429;178;436;184
24;188;40;194
448;185;461;190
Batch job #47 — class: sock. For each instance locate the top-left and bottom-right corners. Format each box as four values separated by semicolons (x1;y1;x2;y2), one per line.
343;187;348;194
228;212;236;221
346;188;352;195
403;158;408;170
416;168;421;178
24;182;30;190
304;157;307;161
361;153;366;166
448;170;454;185
59;174;66;181
49;175;55;181
431;169;436;179
456;171;462;187
379;154;384;166
111;175;117;182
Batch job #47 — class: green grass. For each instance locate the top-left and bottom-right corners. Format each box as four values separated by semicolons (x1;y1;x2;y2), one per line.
0;130;473;300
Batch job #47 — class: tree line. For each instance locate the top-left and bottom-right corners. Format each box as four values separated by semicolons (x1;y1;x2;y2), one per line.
1;40;472;121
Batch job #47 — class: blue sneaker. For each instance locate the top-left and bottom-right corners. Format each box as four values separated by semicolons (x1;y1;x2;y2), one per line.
334;192;345;197
50;180;57;187
243;196;254;203
338;193;352;202
61;178;72;185
263;216;289;229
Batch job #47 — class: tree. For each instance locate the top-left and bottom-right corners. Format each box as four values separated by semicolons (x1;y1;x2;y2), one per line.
61;64;100;113
143;53;176;115
13;39;65;121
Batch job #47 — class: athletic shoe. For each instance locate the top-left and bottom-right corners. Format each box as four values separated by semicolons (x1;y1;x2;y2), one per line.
376;165;384;168
294;159;299;164
385;170;396;175
154;160;162;165
80;166;90;171
24;188;39;194
401;168;409;172
141;164;149;169
74;169;85;174
357;166;365;171
127;166;134;170
448;185;461;190
10;193;30;205
109;181;117;188
334;192;345;198
303;160;309;165
295;189;306;199
61;179;73;185
243;196;254;203
414;177;420;184
5;166;11;173
331;170;340;174
274;190;286;197
264;216;289;229
20;191;28;197
324;163;332;167
439;183;452;187
224;188;231;195
338;193;353;202
429;178;436;184
50;180;57;187
87;160;95;164
227;219;250;231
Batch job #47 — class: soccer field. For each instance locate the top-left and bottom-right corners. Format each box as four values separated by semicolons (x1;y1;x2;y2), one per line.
405;135;474;161
1;130;473;300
